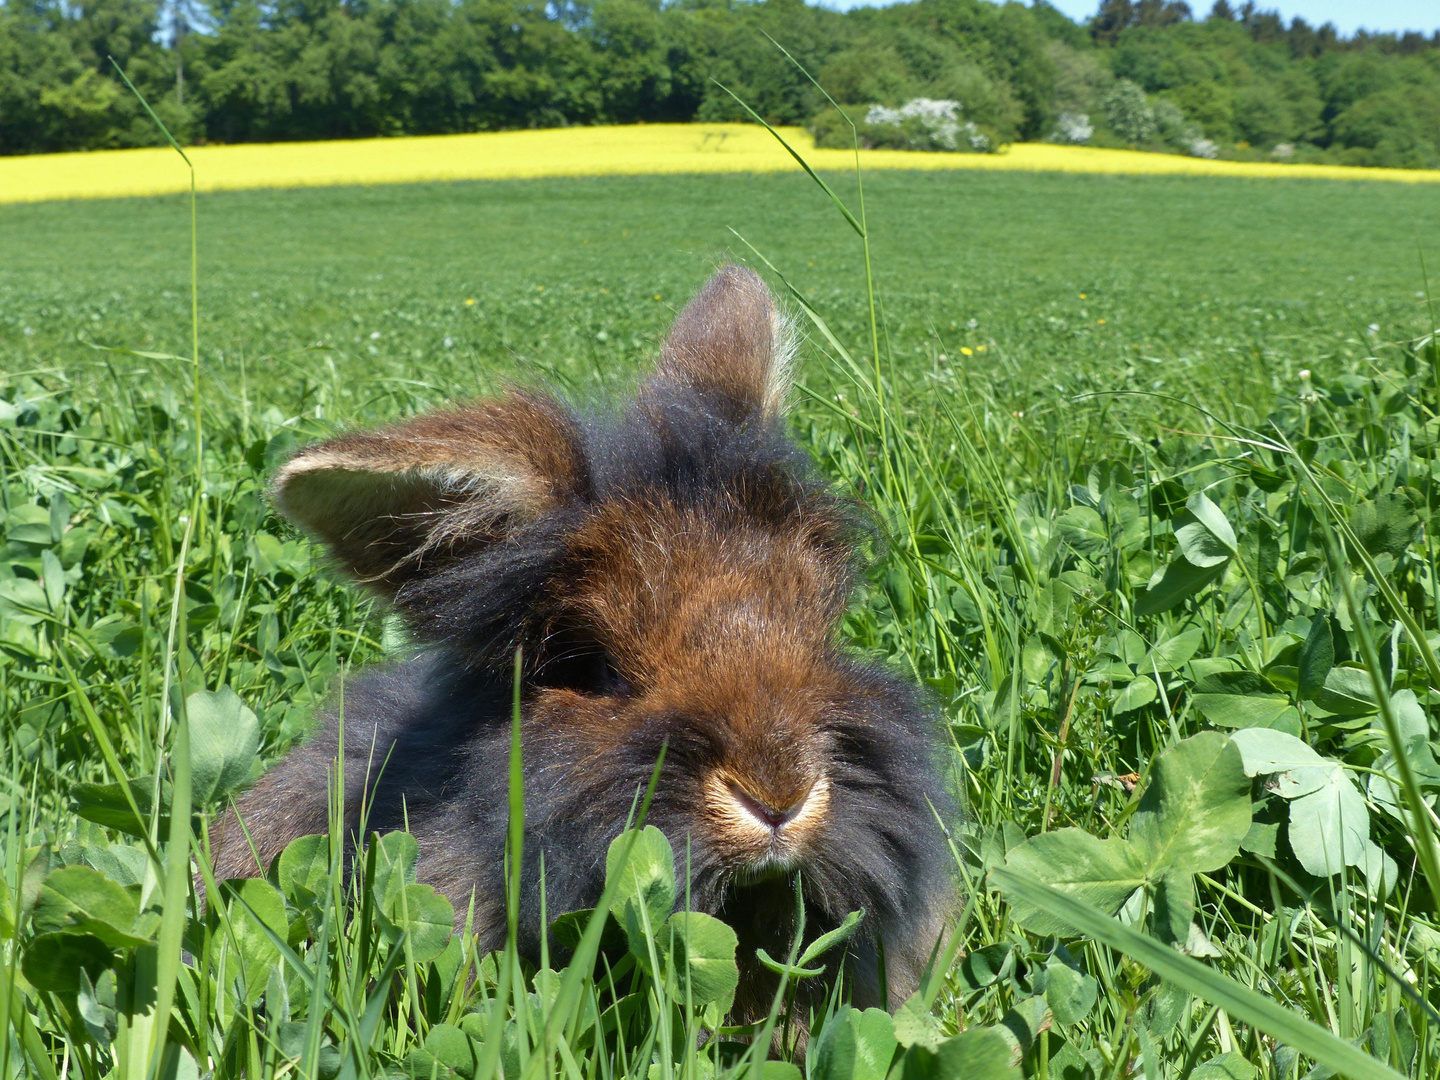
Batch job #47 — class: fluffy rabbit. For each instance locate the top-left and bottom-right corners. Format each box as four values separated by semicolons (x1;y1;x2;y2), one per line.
213;265;957;1022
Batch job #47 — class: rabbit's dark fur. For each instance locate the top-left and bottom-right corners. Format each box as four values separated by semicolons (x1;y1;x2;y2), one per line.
214;266;958;1023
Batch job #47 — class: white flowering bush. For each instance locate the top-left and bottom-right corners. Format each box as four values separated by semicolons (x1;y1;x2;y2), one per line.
865;98;966;149
1097;83;1219;159
813;97;999;153
1048;111;1093;145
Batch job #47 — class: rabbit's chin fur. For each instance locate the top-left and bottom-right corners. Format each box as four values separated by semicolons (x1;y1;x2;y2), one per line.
212;266;961;1038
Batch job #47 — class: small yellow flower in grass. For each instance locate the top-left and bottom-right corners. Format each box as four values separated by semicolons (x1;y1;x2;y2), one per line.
464;298;476;306
537;285;545;291
1097;319;1106;325
654;294;662;301
977;345;987;352
960;346;974;356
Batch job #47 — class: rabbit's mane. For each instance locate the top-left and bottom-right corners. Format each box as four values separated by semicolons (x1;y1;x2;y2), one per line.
395;376;872;681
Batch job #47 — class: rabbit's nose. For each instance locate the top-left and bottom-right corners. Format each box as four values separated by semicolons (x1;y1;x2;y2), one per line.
728;782;812;831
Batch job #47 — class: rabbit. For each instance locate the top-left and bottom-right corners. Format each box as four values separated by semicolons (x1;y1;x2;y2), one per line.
212;265;959;1027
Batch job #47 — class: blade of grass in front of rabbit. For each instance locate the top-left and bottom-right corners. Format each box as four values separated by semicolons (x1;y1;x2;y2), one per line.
352;727;388;980
395;794;428;1036
149;499;196;1080
190;813;282;1067
536;850;555;1078
600;951;629;1080
528;743;669;1078
355;830;379;1014
918;799;972;1009
510;648;534;1078
476;652;526;1080
630;894;668;1080
682;834;696;1080
221;883;344;1071
743;878;805;1080
341;838;381;1074
628;849;670;1080
630;1008;662;1080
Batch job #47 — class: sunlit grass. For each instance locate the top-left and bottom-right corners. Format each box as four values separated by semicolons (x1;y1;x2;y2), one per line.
4;123;1440;205
4;159;1440;1077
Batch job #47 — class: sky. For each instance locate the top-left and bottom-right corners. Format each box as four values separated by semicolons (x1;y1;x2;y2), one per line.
822;0;1440;36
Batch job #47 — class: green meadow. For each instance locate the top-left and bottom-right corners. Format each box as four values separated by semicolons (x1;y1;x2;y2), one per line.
3;167;1440;1079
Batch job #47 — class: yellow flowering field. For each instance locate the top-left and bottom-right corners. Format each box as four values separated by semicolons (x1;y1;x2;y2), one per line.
3;121;1439;204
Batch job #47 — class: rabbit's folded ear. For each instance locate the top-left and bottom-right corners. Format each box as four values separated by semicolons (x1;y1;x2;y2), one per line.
652;265;794;422
272;391;587;595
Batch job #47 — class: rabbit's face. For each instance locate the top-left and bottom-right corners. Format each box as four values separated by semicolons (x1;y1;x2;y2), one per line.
528;491;861;885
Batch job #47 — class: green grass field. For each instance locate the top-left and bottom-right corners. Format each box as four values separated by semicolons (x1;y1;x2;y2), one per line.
3;168;1440;1080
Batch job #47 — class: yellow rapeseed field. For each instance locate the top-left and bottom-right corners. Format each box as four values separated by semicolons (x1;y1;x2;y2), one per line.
4;122;1439;204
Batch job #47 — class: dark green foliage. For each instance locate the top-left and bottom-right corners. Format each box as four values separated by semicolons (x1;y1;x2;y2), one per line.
0;0;1057;150
1095;17;1440;164
4;0;1440;167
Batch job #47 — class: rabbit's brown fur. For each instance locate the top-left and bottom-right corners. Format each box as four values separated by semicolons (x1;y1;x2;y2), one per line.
213;265;958;1029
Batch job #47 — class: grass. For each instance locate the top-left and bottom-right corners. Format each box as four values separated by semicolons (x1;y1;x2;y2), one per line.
4;125;1440;205
3;163;1440;1079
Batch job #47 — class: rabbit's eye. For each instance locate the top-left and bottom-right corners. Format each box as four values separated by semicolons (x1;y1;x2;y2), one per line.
599;653;632;698
534;630;632;698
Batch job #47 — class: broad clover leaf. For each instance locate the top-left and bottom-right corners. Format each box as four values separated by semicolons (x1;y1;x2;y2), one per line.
995;732;1251;950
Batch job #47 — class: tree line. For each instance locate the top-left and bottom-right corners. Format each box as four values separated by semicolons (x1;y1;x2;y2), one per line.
2;0;1438;168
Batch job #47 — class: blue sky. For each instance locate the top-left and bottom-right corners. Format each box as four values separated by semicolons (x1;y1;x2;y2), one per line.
821;0;1440;36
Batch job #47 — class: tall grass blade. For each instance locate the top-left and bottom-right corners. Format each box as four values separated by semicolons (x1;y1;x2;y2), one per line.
709;81;863;239
1279;440;1440;914
991;866;1406;1080
107;57;202;1080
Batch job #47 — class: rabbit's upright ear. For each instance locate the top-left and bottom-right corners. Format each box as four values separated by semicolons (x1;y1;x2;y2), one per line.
273;391;587;596
652;265;793;423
